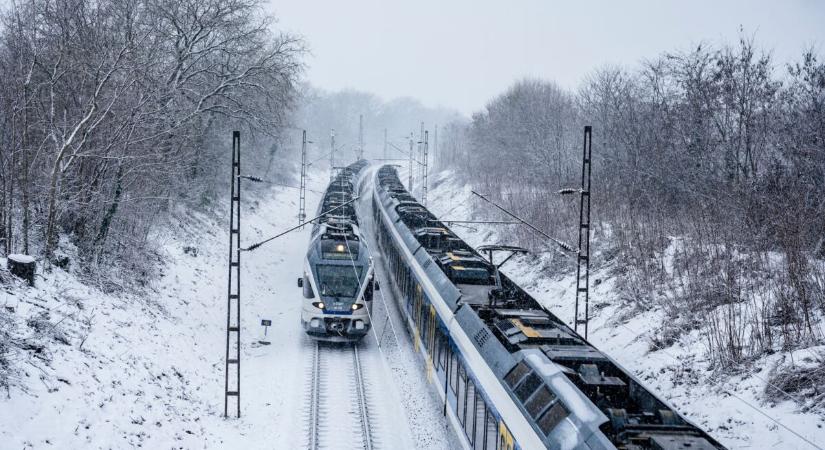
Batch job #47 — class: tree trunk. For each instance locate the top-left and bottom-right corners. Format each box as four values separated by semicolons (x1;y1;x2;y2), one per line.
94;164;124;252
44;160;62;260
21;147;30;254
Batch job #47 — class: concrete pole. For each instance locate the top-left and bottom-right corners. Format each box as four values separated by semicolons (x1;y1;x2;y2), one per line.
408;133;414;191
330;129;335;181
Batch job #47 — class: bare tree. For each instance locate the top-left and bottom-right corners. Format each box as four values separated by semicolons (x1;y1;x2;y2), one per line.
0;0;304;281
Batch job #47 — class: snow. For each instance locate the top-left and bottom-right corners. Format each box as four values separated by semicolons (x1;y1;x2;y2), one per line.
0;171;451;449
548;377;598;423
7;254;35;264
422;168;825;450
4;163;821;449
526;353;562;378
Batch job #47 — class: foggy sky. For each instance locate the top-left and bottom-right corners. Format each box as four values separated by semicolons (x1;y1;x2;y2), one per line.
269;0;825;116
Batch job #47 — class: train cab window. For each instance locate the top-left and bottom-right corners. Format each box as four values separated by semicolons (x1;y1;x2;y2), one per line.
504;362;530;388
316;265;363;298
525;385;556;419
514;373;542;403
537;401;569;436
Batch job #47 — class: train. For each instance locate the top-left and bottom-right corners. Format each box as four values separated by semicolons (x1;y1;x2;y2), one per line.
370;165;725;450
298;160;376;342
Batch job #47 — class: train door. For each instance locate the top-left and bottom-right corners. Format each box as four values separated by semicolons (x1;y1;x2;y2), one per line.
498;422;515;450
413;284;423;352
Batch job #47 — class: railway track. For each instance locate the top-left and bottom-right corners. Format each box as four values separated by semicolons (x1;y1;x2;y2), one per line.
307;341;375;450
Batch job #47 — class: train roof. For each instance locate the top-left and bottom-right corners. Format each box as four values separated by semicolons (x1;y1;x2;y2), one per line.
312;160;368;236
307;160;370;265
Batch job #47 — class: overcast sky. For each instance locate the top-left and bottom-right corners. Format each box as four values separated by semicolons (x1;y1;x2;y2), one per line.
269;0;825;115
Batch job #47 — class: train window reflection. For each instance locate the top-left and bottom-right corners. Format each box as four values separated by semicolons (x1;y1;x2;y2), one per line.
317;265;363;298
537;402;568;436
504;362;530;388
514;373;542;403
525;385;555;419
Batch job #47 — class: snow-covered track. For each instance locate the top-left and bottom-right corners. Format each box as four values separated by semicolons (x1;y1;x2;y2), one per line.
352;344;374;450
308;341;322;450
306;341;376;450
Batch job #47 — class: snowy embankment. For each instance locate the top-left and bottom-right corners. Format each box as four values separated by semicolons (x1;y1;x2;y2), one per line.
0;177;425;449
424;169;825;450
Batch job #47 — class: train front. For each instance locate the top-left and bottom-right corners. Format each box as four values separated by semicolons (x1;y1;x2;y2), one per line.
300;221;374;342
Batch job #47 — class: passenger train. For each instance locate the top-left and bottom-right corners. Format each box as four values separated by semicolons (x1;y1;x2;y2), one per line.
370;165;724;450
299;161;376;342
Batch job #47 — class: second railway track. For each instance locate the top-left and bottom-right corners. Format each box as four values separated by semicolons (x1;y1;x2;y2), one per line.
307;341;375;450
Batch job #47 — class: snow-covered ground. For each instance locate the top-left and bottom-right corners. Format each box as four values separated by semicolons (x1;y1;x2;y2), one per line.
0;170;452;450
422;168;825;450
4;163;822;450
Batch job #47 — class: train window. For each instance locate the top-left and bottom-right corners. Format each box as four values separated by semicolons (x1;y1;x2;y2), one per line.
514;373;542;403
418;293;425;330
537;401;569;436
302;276;315;299
473;392;486;450
504;362;530;388
450;352;458;393
465;379;476;443
457;365;467;426
525;385;556;419
415;286;423;326
406;272;413;303
428;308;437;356
485;409;498;450
438;336;447;370
316;265;364;298
431;325;439;359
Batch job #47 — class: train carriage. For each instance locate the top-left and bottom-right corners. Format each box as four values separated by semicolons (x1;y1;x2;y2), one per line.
299;161;376;342
371;165;724;450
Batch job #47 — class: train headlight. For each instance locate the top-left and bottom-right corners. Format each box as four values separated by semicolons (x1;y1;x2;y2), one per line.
312;302;325;309
336;244;345;252
351;303;363;311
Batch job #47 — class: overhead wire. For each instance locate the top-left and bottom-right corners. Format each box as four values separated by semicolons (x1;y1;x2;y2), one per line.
339;170;402;351
242;196;359;251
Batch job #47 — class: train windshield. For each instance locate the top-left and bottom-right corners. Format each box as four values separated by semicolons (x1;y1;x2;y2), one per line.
316;265;364;298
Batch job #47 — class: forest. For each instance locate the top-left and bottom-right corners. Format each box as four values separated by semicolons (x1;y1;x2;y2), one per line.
0;0;304;287
436;37;825;382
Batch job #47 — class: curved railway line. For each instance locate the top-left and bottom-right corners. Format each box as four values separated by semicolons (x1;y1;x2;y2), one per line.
303;160;725;450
